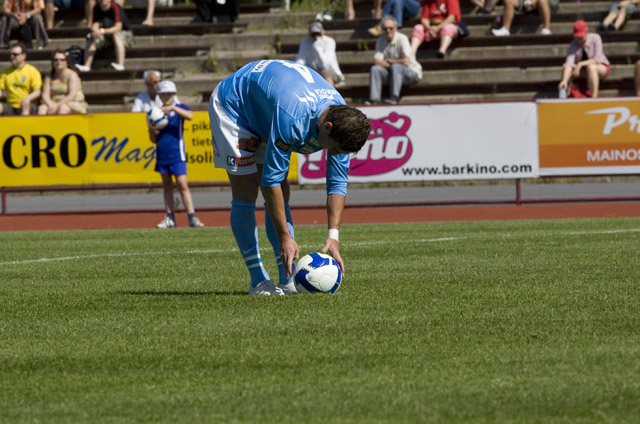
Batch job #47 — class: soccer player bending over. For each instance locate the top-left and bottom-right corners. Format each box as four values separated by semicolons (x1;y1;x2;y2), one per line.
208;60;371;295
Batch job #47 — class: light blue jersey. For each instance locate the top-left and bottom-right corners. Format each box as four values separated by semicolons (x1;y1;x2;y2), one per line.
217;60;350;195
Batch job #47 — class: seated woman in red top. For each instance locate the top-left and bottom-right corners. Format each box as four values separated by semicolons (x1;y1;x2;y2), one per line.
410;0;461;58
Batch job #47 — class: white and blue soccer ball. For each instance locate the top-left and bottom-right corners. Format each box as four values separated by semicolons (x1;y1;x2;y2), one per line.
146;107;168;130
293;252;342;294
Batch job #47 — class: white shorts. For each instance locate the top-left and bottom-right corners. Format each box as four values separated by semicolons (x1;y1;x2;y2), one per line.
208;85;266;175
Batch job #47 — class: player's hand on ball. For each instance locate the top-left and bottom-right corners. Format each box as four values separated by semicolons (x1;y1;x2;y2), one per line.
322;238;344;276
281;236;299;279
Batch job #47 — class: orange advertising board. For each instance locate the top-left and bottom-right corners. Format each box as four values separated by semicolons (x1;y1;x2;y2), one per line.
538;98;640;175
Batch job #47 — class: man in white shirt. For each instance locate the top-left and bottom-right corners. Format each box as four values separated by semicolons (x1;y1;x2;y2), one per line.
368;15;422;104
296;21;345;88
131;70;162;112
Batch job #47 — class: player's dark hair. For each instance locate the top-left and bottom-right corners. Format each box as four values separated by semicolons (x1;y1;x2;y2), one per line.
326;105;371;152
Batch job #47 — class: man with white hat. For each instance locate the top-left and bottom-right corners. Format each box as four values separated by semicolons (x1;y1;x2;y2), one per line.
150;80;205;228
296;21;345;88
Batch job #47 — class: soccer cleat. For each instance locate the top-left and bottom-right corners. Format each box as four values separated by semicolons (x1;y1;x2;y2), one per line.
74;64;90;72
249;280;285;296
280;281;298;295
189;217;205;228
540;28;552;35
111;62;125;71
491;26;510;36
156;216;176;229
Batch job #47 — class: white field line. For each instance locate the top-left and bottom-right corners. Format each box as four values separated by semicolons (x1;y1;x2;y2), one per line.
0;237;466;266
1;229;638;266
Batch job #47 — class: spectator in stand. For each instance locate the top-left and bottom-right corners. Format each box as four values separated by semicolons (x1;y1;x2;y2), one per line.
192;0;240;23
132;70;162;112
86;0;167;27
410;0;461;58
598;0;637;32
150;80;205;229
75;0;133;72
0;0;49;49
38;49;88;115
367;15;422;104
491;0;557;36
44;0;89;29
132;70;181;112
558;20;610;98
368;0;421;36
345;0;382;20
0;43;41;115
296;21;345;88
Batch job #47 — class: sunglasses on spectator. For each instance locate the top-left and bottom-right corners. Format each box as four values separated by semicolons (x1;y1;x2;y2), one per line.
382;26;395;31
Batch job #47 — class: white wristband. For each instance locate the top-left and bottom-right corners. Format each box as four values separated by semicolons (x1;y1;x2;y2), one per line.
327;228;339;242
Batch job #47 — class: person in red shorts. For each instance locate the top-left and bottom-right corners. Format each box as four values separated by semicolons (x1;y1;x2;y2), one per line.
558;20;611;98
409;0;461;58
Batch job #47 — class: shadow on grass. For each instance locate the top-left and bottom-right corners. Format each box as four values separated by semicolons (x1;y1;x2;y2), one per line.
120;290;247;296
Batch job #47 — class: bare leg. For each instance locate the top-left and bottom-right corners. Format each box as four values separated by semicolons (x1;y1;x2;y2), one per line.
410;35;421;57
45;2;54;29
175;174;195;212
502;0;517;30
143;0;154;26
58;104;72;115
439;35;452;55
161;173;175;212
601;11;617;26
85;0;95;26
537;0;551;31
613;8;626;29
113;33;126;66
372;0;382;19
84;39;97;68
345;0;355;20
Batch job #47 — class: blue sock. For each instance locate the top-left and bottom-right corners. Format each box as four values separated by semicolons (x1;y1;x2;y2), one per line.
230;200;270;287
264;202;295;285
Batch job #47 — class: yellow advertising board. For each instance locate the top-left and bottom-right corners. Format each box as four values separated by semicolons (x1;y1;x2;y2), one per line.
538;98;640;176
0;111;297;187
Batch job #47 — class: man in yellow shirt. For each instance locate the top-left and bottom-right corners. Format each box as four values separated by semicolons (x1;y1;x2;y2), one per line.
0;42;42;115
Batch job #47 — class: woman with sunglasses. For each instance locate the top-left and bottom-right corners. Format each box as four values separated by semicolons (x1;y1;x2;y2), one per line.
38;49;88;115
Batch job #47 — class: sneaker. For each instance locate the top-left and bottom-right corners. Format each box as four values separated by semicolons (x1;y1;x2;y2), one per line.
491;26;510;36
540;28;552;35
75;64;90;72
334;80;346;88
322;11;333;21
368;25;384;37
607;23;616;31
363;99;377;105
189;216;205;228
249;280;285;296
280;281;298;295
383;97;399;105
597;22;606;32
110;62;125;71
156;216;176;229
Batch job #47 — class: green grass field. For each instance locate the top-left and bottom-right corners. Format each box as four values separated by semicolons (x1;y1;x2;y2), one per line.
1;218;639;423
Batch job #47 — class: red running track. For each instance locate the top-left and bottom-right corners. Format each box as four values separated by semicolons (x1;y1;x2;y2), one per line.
1;202;639;231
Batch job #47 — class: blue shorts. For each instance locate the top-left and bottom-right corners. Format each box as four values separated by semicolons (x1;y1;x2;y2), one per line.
155;161;187;176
